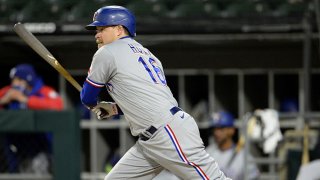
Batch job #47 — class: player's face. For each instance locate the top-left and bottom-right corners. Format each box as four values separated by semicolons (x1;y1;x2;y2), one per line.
95;26;120;48
213;127;235;149
11;77;29;91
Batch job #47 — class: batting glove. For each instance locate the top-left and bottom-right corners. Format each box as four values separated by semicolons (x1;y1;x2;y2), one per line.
92;101;118;120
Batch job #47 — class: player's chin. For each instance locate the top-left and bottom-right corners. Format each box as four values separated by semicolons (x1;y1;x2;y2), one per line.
96;39;103;48
97;43;104;49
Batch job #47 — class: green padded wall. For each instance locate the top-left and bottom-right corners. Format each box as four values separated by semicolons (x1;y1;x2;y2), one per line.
0;110;80;180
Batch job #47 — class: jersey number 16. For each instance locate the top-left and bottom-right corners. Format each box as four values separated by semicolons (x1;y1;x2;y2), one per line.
138;56;167;85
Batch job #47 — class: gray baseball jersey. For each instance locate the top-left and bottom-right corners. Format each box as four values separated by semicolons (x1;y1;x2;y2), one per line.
86;36;229;179
87;36;178;136
206;144;260;180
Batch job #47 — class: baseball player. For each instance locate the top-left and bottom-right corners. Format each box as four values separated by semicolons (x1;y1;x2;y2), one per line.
206;111;260;180
0;64;63;173
0;64;63;110
80;6;229;179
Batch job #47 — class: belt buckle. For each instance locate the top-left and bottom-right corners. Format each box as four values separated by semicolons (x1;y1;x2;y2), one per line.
139;134;149;141
140;126;157;141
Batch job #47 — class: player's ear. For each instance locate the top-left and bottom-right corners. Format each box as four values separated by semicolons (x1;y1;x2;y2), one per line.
120;25;129;36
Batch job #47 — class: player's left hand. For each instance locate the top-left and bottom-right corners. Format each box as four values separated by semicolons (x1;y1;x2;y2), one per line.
0;88;27;104
9;89;28;103
92;101;118;120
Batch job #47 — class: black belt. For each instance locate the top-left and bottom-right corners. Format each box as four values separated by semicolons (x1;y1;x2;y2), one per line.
139;125;157;141
139;106;182;141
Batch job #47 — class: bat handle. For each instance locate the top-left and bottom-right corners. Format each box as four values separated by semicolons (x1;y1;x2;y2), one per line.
302;124;309;165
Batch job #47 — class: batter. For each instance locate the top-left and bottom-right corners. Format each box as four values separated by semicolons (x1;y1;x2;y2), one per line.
80;5;229;180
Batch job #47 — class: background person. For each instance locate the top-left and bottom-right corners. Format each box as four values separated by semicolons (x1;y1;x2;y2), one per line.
0;64;63;110
0;63;63;173
207;111;260;180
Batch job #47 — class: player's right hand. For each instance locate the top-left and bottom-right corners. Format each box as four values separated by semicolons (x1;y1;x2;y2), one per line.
0;89;27;105
92;101;118;120
0;93;11;105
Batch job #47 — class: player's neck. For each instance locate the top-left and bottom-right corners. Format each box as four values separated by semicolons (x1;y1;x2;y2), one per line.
118;33;130;40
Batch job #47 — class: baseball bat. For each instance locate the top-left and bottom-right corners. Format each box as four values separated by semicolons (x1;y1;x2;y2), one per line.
236;135;245;153
302;124;310;165
13;23;82;92
235;113;256;153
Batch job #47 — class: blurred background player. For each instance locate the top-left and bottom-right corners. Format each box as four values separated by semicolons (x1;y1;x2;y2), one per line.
207;111;260;180
0;63;63;173
0;63;63;110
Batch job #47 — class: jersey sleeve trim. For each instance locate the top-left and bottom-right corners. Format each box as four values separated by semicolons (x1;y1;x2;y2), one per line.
86;77;105;88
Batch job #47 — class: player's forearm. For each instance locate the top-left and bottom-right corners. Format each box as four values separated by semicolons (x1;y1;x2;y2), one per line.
0;86;13;105
80;81;102;108
0;95;7;105
0;86;11;100
0;98;6;105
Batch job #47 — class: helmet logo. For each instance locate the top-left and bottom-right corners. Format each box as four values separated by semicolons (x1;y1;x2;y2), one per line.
93;12;98;21
27;74;33;81
213;113;221;123
10;68;17;79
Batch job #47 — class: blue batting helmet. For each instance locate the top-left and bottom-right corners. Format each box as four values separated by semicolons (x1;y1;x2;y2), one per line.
86;6;136;37
9;64;38;86
210;111;235;128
